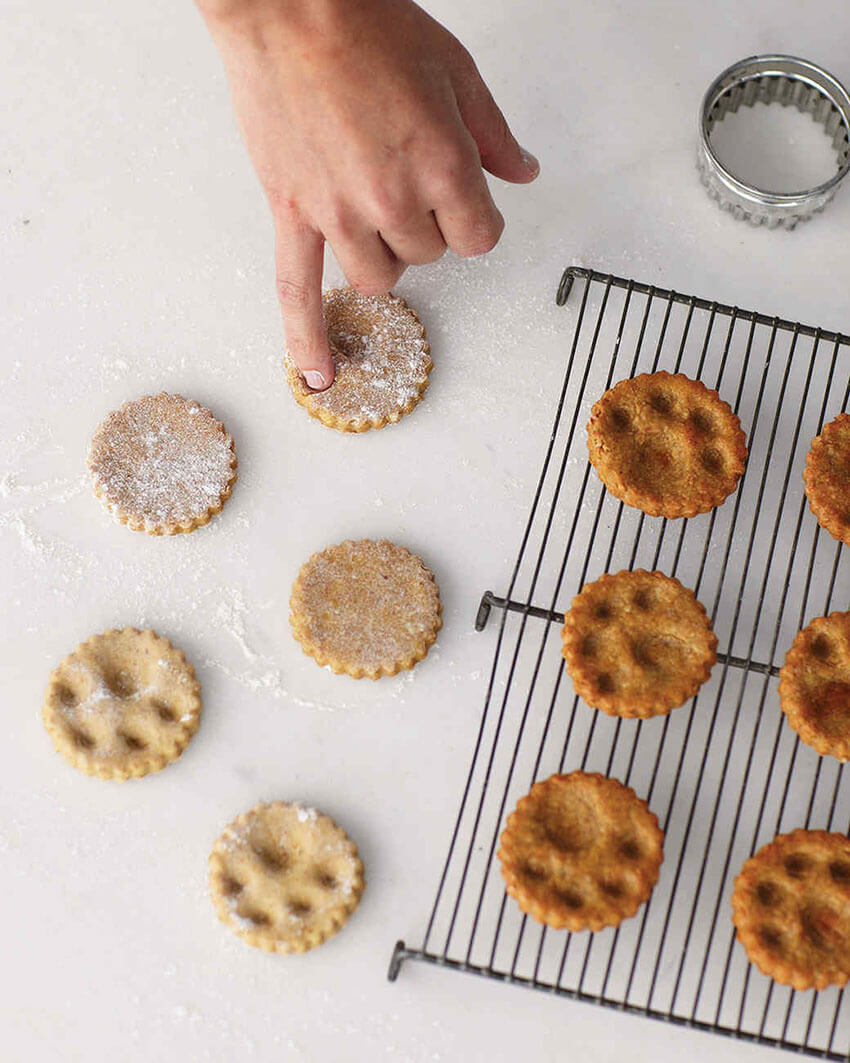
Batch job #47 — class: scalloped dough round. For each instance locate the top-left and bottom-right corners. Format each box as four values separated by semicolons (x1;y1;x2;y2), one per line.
289;539;441;678
42;627;202;780
88;393;237;535
286;288;431;432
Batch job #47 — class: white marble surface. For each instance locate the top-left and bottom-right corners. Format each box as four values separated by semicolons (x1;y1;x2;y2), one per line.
3;1;850;1060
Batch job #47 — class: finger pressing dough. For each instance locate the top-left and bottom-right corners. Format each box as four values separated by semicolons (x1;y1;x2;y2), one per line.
286;288;431;432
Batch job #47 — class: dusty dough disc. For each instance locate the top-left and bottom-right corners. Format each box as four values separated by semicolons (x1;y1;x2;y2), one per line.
88;392;237;535
286;288;431;433
289;539;442;679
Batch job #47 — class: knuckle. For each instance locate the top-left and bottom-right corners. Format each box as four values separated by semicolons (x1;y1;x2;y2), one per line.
429;166;465;203
267;187;298;216
285;334;311;360
348;273;394;297
454;215;504;258
324;201;355;242
369;185;413;229
347;260;404;297
427;144;478;200
407;243;447;266
275;275;312;310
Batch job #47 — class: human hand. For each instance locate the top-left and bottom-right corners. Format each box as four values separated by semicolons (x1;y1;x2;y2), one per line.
197;0;539;389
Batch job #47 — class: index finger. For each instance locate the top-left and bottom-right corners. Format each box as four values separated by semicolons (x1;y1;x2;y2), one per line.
274;213;334;390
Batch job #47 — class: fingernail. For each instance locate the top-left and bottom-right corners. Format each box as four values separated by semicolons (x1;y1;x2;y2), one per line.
304;370;327;390
520;147;540;177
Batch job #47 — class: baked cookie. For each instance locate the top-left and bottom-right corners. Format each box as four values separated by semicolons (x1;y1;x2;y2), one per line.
778;611;850;761
586;371;747;518
561;569;717;718
803;412;850;546
209;801;365;954
42;627;202;780
88;392;237;535
289;539;441;679
498;771;664;932
731;829;850;990
286;288;431;432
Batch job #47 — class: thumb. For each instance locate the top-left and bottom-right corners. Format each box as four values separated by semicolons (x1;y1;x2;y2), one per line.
453;62;539;184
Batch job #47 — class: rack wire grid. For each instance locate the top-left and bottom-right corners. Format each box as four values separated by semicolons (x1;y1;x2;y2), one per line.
389;265;850;1059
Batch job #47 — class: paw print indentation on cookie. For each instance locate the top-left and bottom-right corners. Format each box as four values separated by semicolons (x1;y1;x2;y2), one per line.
732;829;850;990
562;569;717;717
498;771;664;932
803;412;850;546
778;610;850;761
587;371;747;518
42;628;202;780
209;802;364;954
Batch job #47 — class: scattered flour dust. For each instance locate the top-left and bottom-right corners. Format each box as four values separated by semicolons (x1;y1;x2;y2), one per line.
0;461;415;711
0;473;89;584
203;586;420;711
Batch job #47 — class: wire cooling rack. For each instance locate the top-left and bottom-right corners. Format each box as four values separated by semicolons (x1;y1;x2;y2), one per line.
389;265;850;1059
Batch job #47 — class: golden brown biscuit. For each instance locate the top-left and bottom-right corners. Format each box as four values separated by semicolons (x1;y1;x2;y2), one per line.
803;412;850;547
88;393;237;535
285;288;431;433
42;628;202;780
778;611;850;761
289;539;441;679
586;371;747;518
498;771;664;932
731;829;850;990
561;569;717;718
209;801;365;954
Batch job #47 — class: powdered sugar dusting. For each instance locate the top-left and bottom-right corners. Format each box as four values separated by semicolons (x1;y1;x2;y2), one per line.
287;289;430;429
87;393;236;533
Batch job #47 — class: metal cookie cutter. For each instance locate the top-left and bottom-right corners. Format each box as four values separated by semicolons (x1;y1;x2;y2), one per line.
698;54;850;228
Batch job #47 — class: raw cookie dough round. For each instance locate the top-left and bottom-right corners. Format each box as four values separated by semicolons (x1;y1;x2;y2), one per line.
42;627;202;780
88;392;238;535
286;288;431;432
289;539;442;678
209;801;365;954
587;371;747;518
803;412;850;547
498;771;664;932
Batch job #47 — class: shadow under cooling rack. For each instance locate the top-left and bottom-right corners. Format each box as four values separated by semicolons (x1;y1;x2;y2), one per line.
389;265;850;1060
